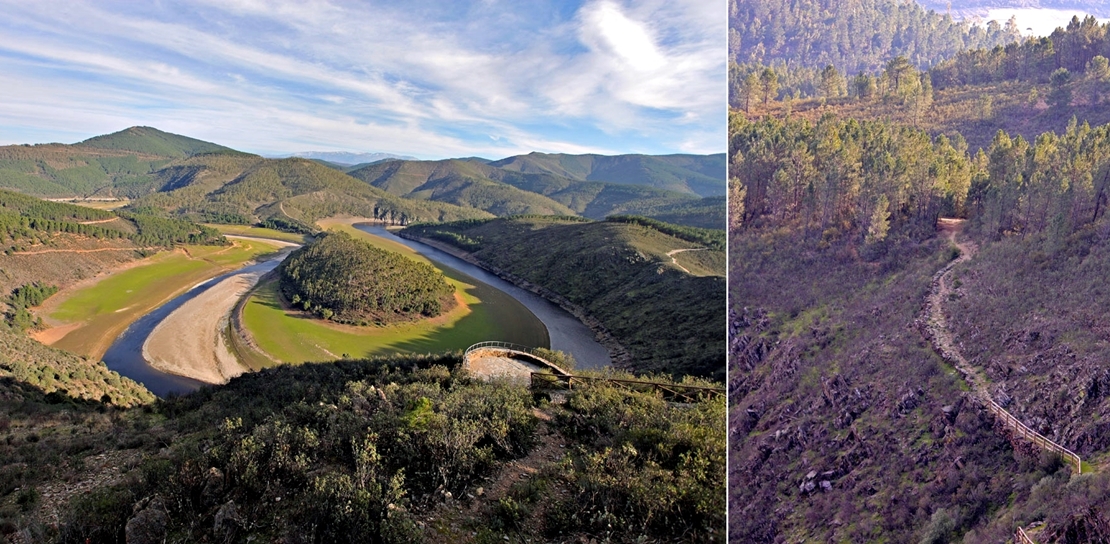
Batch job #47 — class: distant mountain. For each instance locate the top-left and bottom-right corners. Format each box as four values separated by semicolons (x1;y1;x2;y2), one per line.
0;128;722;229
346;153;726;227
132;155;491;225
489;152;726;197
78;126;246;158
0;127;248;198
287;151;417;165
346;159;577;217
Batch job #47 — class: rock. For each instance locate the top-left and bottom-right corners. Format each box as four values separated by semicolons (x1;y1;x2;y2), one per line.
201;467;225;506
125;496;167;544
213;500;240;538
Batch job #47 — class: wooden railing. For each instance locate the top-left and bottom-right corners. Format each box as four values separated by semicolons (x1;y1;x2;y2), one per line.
987;399;1082;474
530;372;724;403
1015;526;1037;544
463;341;571;376
465;340;547;360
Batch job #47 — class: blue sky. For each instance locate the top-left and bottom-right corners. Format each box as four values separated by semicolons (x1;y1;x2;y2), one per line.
0;1;725;159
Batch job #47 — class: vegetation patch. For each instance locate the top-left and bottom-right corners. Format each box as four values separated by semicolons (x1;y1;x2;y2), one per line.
240;269;546;366
403;216;725;378
278;231;455;325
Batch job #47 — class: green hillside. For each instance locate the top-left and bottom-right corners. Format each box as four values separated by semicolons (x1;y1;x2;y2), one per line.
77;126;246;159
278;231;455;324
0;145;170;198
346;159;576;216
0;354;722;543
0;127;246;199
403;216;725;379
129;156;492;225
489;152;726;197
349;156;725;227
0;188;225;253
629;196;726;230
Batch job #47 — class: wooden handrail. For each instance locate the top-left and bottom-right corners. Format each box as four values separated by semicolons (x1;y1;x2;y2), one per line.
1015;526;1037;544
987;399;1081;474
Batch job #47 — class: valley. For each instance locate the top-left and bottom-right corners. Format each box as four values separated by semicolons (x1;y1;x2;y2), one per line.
0;125;725;542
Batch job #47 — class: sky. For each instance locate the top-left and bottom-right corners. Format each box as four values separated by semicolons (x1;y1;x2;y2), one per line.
0;1;725;159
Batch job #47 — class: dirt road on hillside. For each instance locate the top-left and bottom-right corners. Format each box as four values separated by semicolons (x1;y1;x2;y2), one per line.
666;247;707;274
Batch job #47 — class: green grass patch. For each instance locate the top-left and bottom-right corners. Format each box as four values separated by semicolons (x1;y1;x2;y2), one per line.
241;274;547;366
48;238;282;358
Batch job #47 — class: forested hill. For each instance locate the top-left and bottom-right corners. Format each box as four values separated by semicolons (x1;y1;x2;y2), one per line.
932;15;1110;86
728;87;1110;543
0;128;724;229
78;126;247;159
730;111;1110;245
0;189;225;252
347;153;725;228
735;20;1110;153
278;231;455;324
402;216;725;379
729;0;1020;75
488;152;726;196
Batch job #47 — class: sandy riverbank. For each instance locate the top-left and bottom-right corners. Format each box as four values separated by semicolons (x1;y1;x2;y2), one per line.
141;241;298;385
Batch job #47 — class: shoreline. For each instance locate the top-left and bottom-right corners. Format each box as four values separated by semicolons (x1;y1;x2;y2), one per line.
391;229;632;369
140;242;298;384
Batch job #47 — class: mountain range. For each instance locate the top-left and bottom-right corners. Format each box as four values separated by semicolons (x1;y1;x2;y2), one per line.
285;150;418;165
0;127;724;229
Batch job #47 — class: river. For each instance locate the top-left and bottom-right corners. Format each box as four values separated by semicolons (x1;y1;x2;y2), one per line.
354;225;612;368
102;227;610;396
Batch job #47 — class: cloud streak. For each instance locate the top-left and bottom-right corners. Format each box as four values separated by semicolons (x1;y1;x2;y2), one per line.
0;0;724;158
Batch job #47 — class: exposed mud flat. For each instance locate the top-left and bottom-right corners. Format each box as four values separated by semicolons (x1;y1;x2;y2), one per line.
141;241;297;385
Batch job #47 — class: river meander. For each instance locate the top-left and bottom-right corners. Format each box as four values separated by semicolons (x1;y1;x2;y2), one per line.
102;226;609;396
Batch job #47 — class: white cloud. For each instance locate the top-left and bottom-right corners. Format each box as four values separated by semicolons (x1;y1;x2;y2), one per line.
0;0;724;157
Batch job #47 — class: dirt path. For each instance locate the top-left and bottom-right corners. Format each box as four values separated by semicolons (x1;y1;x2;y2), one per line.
922;218;988;397
666;247;707;274
143;242;298;384
77;217;124;225
922;219;1085;472
12;246;155;255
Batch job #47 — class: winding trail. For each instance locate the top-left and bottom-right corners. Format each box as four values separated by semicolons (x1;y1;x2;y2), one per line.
922;219;1083;473
665;247;707;274
923;219;988;397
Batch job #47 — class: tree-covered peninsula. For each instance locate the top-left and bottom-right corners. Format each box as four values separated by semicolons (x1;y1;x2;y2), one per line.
277;231;455;325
